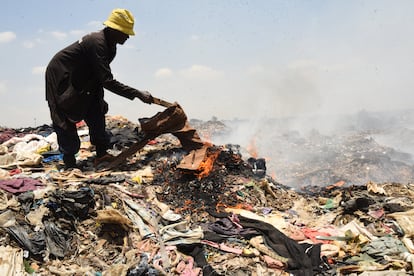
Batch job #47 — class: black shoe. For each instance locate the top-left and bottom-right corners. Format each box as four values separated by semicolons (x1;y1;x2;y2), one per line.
96;144;110;159
63;154;77;170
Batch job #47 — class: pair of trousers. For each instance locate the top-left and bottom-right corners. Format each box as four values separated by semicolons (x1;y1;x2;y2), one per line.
53;102;110;157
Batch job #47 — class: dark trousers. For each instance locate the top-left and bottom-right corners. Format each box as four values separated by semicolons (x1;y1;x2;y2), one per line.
53;102;110;157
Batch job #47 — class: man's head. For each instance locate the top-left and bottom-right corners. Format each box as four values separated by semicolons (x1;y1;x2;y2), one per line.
104;8;135;36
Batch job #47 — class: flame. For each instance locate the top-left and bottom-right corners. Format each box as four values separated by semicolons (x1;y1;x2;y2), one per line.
196;149;221;179
326;180;345;190
247;137;258;158
233;203;254;211
215;202;253;213
216;202;228;212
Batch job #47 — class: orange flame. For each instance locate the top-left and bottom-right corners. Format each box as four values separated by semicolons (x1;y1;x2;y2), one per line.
247;137;258;158
216;202;228;210
196;149;220;179
233;203;254;211
215;202;253;213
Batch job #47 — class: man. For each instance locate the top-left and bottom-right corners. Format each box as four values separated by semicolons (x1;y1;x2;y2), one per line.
45;8;153;169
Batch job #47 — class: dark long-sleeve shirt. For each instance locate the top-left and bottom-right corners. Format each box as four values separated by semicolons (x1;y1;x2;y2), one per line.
45;29;138;129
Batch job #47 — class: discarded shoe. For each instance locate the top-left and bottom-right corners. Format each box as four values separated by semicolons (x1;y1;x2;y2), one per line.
63;154;77;170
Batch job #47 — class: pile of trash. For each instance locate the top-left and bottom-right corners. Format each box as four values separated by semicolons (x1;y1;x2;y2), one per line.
1;115;414;275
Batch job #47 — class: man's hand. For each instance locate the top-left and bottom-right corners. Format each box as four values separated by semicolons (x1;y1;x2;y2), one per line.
134;90;153;104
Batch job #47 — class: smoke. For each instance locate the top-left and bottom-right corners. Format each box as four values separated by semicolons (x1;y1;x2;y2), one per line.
210;108;414;187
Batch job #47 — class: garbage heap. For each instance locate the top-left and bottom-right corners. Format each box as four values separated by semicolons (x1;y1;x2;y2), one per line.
1;115;414;276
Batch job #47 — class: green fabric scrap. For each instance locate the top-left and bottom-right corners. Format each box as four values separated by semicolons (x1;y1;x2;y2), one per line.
361;236;408;258
323;198;336;209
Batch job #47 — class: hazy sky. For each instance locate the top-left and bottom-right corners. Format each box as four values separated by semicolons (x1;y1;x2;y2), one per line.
1;0;414;128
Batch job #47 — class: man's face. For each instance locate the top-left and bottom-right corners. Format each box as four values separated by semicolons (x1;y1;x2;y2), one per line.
117;32;129;45
111;29;130;45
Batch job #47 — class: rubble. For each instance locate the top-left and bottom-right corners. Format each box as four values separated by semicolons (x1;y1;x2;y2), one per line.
0;114;414;275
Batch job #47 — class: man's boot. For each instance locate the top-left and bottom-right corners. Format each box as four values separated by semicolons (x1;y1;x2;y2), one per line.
94;145;116;167
96;144;109;158
63;154;77;170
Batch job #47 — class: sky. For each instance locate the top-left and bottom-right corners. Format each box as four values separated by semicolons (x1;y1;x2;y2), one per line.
1;0;414;129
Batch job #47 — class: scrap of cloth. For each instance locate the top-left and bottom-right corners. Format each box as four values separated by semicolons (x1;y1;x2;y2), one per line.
239;216;322;276
0;178;45;194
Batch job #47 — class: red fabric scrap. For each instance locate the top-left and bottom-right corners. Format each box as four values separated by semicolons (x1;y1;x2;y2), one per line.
301;228;333;244
9;168;22;176
0;178;45;194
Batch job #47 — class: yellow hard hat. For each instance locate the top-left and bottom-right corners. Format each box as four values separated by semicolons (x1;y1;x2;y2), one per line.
103;8;135;36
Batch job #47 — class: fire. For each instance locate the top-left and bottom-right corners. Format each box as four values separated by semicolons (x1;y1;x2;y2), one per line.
215;202;253;213
196;148;221;179
247;137;258;158
233;203;254;211
216;202;228;212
